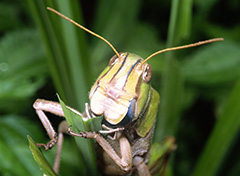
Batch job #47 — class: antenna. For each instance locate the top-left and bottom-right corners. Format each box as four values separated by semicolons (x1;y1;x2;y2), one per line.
141;38;224;65
47;7;120;59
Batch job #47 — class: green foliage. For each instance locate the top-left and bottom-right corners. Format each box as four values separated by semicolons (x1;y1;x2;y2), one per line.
58;95;101;176
1;0;240;175
0;29;47;113
28;96;103;176
28;136;57;176
0;3;21;31
192;79;240;176
182;41;240;85
0;116;45;176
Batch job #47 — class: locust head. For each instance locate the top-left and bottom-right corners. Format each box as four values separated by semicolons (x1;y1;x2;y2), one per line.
89;53;152;128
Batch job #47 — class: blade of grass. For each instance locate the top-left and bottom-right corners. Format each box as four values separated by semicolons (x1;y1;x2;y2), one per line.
27;0;73;102
92;0;141;63
167;0;192;47
154;0;190;141
28;1;97;174
192;79;240;176
55;1;90;110
154;58;184;141
28;136;57;176
0;116;45;176
58;95;99;176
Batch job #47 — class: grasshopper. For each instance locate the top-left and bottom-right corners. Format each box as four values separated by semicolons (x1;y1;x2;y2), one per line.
33;7;223;176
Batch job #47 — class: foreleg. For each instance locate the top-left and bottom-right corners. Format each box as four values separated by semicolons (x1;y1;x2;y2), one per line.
33;99;82;174
68;128;132;174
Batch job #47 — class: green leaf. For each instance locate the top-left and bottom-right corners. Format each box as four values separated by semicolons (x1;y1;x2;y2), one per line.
154;0;190;142
154;58;184;141
55;0;91;109
0;115;46;176
0;29;47;113
27;0;91;110
192;79;240;176
27;0;72;105
58;95;101;176
181;41;240;85
28;136;57;176
167;0;193;47
92;0;141;63
0;29;47;97
149;137;176;176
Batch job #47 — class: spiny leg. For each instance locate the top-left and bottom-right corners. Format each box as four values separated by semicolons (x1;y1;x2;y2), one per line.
68;128;132;173
34;99;84;117
34;108;59;150
34;100;62;149
33;99;86;148
33;99;82;174
53;120;69;173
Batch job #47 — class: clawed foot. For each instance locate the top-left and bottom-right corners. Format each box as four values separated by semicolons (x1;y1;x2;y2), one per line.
67;126;98;139
66;125;124;140
37;134;58;151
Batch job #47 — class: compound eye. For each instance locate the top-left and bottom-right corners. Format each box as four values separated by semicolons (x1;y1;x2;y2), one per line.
142;63;152;83
108;54;119;66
